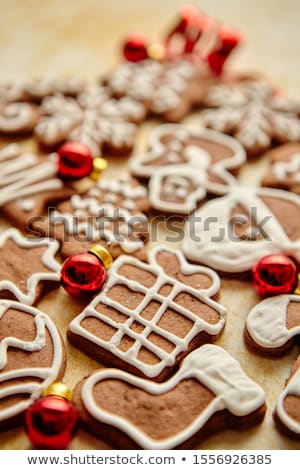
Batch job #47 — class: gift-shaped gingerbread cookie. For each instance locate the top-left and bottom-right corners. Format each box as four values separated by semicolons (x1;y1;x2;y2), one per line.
183;186;300;273
0;143;74;231
0;228;61;305
73;344;266;449
244;294;300;356
0;300;65;429
261;143;300;195
129;124;245;215
68;247;226;381
274;355;300;439
35;175;150;260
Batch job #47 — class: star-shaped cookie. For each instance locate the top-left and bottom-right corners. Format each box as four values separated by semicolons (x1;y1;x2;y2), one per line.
0;228;61;305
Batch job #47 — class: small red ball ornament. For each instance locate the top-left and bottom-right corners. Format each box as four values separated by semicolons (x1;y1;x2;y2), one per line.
252;254;298;297
57;141;93;180
60;245;113;297
123;32;149;62
25;383;78;450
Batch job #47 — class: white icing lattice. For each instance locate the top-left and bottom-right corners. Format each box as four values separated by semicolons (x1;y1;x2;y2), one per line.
69;247;226;379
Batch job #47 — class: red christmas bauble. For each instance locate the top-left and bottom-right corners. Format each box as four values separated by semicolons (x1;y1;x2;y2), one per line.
60;252;106;297
253;254;297;297
57;141;93;179
25;396;78;450
123;32;149;62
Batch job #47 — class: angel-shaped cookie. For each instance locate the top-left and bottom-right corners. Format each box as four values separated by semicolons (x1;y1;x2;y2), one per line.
68;247;227;381
129;124;246;215
73;344;266;449
0;300;65;429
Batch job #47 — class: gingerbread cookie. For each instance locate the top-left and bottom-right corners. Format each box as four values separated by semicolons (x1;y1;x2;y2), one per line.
103;59;213;122
244;294;300;356
35;85;146;157
129;124;245;215
274;355;300;439
68;247;226;381
34;175;150;260
0;300;65;429
73;344;266;449
201;79;300;157
183;186;300;273
261;143;300;194
0;228;60;305
0;143;74;231
0;77;85;136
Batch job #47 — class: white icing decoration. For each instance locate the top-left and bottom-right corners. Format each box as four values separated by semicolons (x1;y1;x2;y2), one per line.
183;186;300;273
246;294;300;349
129;124;246;214
79;344;265;449
202;80;300;152
276;362;300;435
273;153;300;182
0;228;60;305
108;60;195;114
0;145;63;207
0;300;64;423
69;247;226;379
0;103;36;132
38;91;142;157
50;177;148;253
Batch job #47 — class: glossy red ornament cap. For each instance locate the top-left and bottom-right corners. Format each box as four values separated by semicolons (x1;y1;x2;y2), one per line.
25;395;78;450
252;254;298;297
60;252;107;297
57;141;93;180
123;32;149;62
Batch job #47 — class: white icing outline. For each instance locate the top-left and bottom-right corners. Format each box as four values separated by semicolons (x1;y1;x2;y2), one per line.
0;300;64;423
129;124;245;214
0;228;60;305
79;344;265;449
69;247;226;379
276;362;300;435
183;186;300;273
246;294;300;349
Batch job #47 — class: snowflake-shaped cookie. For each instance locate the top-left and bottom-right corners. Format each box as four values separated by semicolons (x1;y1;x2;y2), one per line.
35;85;146;157
202;79;300;156
104;59;212;122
